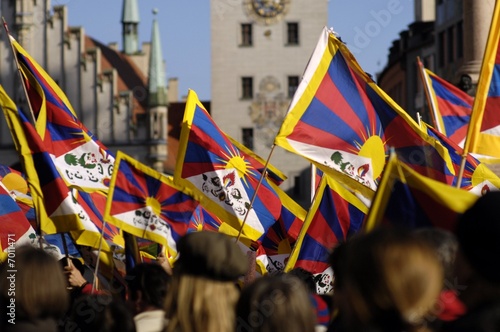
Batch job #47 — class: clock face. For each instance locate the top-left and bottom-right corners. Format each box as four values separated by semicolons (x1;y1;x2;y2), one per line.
243;0;290;25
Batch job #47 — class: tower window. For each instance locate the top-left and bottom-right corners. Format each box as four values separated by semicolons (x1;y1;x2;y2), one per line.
241;77;253;99
438;31;445;67
288;76;300;98
287;22;299;45
447;26;455;62
242;128;254;150
457;21;463;59
241;23;253;46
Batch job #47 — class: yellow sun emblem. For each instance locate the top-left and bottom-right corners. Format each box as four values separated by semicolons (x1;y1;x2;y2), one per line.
277;238;292;254
191;213;205;231
354;133;387;180
1;173;29;194
216;146;257;185
145;196;162;216
471;163;500;189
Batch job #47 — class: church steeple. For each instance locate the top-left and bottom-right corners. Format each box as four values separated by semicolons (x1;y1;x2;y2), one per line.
147;9;168;173
148;9;168;107
121;0;140;54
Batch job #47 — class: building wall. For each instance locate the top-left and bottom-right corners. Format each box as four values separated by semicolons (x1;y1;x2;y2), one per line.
415;0;436;22
455;0;493;85
377;0;500;123
380;61;406;113
435;0;466;84
0;0;157;169
210;0;327;195
377;20;435;121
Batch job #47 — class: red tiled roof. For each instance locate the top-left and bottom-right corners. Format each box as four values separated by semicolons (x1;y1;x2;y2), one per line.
84;36;148;117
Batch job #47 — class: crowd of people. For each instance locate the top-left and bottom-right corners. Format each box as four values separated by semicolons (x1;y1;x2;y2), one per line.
1;191;500;332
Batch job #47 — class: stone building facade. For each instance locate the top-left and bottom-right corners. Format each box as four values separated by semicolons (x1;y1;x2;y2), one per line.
378;0;495;122
0;0;168;172
210;0;328;202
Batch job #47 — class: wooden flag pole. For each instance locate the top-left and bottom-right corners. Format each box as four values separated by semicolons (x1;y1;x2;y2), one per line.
60;232;71;266
2;17;43;247
456;155;468;189
91;217;111;293
458;1;500;186
310;164;317;203
235;144;277;243
416;56;442;133
2;18;38;125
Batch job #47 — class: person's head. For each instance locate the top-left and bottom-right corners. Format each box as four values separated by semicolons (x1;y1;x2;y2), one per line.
126;262;170;314
236;274;316;332
339;227;443;332
69;294;136;332
458;74;472;92
454;192;500;305
164;231;249;332
0;245;69;322
288;267;316;293
414;227;458;288
329;241;348;292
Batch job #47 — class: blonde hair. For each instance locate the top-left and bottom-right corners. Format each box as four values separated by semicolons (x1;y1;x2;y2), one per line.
341;227;443;332
164;275;240;332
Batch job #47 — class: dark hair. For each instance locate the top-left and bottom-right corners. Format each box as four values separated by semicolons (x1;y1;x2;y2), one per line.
236;274;316;332
70;294;136;332
414;227;458;285
126;263;170;308
456;191;500;284
174;231;248;281
288;267;316;293
329;241;348;291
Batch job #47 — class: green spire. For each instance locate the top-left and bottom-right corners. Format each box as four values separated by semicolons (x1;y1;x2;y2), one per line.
121;0;140;54
148;9;168;107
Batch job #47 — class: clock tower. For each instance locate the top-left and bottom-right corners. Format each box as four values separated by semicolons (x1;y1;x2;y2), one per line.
210;0;327;199
243;0;291;25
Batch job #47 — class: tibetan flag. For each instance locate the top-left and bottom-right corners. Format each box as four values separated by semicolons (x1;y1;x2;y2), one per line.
0;164;37;229
105;151;234;258
255;181;306;275
314;167;323;192
6;35;121;249
464;2;500;158
74;190;124;249
285;174;368;294
174;90;282;241
0;166;112;244
0;85;83;233
43;233;82;259
0;181;37;262
423;122;500;194
228;136;287;185
275;27;454;193
0;86;109;251
10;35;114;192
0;165;30;197
123;231;141;273
422;66;472;146
365;154;478;233
184;204;230;234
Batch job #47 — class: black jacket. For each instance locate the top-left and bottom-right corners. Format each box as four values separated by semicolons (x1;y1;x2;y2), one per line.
440;301;500;332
